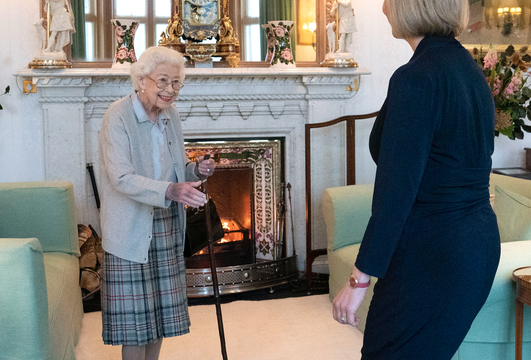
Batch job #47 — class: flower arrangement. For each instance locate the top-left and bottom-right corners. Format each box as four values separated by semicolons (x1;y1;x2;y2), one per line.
480;45;531;139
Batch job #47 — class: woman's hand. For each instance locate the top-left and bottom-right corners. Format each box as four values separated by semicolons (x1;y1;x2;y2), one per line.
196;156;216;177
332;267;370;327
165;181;207;207
332;284;368;327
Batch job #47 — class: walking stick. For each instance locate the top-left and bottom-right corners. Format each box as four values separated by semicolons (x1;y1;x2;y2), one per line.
201;155;229;360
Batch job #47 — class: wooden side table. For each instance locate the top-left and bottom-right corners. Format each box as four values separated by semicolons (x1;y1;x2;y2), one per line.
512;267;531;360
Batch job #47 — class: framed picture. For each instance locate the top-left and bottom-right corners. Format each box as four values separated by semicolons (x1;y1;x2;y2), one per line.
458;1;531;54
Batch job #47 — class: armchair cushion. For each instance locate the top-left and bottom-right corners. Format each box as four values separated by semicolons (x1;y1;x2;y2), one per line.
44;253;84;360
493;185;531;243
0;181;79;256
463;240;531;343
322;184;373;251
0;238;49;360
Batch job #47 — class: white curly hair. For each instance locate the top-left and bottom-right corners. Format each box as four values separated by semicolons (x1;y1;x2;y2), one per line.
130;46;185;91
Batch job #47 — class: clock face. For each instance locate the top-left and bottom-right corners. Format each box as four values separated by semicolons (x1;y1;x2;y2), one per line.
182;0;220;41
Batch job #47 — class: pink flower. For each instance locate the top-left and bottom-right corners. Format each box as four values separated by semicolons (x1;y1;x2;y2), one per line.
274;26;286;38
492;77;501;96
483;48;498;70
131;23;138;37
267;36;276;48
281;48;293;61
117;47;128;60
504;72;523;98
115;26;126;38
129;49;137;62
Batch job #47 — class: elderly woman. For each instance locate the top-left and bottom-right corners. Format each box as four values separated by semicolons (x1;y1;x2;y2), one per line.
332;1;500;359
98;46;215;360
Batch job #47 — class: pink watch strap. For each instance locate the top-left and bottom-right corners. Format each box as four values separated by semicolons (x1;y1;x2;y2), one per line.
348;275;371;289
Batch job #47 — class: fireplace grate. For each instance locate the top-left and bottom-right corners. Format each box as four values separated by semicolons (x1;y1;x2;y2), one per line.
186;256;298;297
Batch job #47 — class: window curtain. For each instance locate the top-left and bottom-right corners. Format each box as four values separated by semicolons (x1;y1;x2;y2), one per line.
70;0;86;60
259;0;295;61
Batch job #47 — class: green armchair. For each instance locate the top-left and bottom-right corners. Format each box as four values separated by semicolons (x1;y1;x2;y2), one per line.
0;181;83;360
323;173;531;360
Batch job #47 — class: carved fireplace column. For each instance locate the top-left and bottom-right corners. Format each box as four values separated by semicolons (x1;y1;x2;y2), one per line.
35;74;91;224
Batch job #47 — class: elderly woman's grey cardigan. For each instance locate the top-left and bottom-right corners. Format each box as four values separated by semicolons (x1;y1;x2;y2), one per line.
98;94;199;263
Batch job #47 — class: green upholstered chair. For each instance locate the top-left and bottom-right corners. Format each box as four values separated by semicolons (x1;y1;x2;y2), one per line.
0;181;83;360
323;173;531;360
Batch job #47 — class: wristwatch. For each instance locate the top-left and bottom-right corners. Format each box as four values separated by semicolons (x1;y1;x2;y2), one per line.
348;274;371;289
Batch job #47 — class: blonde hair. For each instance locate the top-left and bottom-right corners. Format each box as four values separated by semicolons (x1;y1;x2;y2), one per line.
130;46;185;90
385;0;469;39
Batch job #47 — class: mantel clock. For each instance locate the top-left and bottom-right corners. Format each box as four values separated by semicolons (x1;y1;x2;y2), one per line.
159;0;239;67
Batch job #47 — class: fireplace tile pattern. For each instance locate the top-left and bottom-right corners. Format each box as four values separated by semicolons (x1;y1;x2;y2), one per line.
185;140;281;261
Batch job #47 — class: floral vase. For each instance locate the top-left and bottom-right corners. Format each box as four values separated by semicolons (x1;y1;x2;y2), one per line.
262;24;275;63
111;19;139;69
264;21;295;66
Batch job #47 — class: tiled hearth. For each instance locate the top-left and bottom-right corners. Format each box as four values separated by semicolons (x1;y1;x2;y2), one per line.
16;66;370;271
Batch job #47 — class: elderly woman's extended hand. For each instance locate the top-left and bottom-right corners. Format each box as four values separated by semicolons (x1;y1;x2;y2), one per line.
196;156;216;177
165;181;207;208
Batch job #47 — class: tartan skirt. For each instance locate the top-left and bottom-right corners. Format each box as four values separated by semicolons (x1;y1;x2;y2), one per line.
101;202;191;346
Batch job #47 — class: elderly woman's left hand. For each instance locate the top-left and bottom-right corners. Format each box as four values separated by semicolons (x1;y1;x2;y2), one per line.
197;156;216;177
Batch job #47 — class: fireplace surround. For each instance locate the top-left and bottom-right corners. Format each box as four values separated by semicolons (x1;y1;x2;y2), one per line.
16;66;370;280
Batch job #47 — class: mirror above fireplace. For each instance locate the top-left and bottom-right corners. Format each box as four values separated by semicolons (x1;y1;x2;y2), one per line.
40;0;326;66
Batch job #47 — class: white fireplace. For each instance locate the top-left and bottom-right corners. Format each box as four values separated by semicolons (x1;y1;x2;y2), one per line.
16;66;370;271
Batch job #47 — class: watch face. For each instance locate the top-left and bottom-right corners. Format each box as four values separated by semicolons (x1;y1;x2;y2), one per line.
349;275;358;288
182;0;220;41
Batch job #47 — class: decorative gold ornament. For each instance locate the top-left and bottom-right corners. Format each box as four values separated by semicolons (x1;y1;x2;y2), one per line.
320;57;358;68
28;59;72;69
159;12;186;53
185;43;217;61
160;0;240;67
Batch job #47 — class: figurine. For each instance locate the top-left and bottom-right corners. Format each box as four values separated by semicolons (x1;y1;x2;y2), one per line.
44;0;75;53
33;18;47;51
29;0;75;68
326;21;336;54
321;0;357;67
330;0;357;53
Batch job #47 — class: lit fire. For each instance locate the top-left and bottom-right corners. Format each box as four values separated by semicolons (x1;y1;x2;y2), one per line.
194;219;244;255
220;222;231;243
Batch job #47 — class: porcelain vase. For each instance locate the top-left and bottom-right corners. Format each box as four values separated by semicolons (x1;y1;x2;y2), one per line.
262;24;275;63
263;20;295;66
111;19;139;69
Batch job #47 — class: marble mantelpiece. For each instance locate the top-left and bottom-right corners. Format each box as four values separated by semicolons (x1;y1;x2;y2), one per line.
16;66;371;270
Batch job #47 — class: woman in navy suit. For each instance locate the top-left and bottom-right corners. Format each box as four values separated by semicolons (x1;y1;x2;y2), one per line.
332;1;501;359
